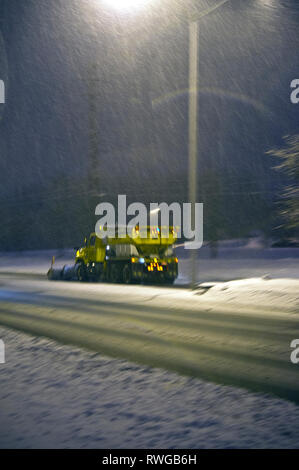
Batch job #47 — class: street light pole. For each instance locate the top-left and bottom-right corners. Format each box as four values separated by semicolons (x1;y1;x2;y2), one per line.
188;20;199;290
187;1;231;289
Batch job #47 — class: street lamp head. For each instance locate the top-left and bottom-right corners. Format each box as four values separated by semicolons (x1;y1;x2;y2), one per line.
150;208;161;215
103;0;153;13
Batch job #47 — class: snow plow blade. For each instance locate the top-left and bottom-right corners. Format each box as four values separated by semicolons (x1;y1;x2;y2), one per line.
47;264;79;281
47;268;63;280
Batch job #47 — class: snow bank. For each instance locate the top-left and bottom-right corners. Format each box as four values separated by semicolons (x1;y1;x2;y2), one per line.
197;278;299;313
0;249;73;275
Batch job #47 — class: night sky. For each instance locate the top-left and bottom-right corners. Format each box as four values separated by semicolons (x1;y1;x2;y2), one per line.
0;0;299;247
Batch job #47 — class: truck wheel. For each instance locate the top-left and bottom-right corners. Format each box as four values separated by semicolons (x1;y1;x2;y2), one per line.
77;263;87;282
122;265;132;284
109;264;120;283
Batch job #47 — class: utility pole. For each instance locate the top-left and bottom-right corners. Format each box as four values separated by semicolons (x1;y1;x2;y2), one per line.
187;1;230;289
188;20;199;290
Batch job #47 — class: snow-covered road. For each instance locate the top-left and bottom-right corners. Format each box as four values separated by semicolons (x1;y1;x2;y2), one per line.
0;273;298;403
1;326;299;449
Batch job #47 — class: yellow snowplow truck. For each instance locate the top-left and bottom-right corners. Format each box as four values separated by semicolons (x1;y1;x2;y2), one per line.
48;226;178;285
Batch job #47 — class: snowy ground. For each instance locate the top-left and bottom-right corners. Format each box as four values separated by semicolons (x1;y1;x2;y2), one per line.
1;326;299;449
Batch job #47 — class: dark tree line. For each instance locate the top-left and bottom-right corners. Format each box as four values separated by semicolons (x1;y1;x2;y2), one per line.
267;135;299;238
0;163;277;251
